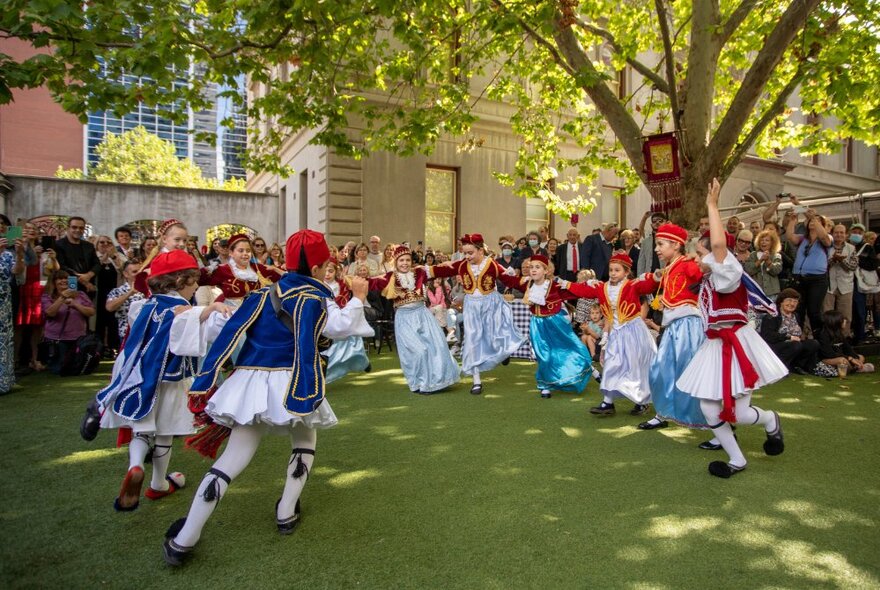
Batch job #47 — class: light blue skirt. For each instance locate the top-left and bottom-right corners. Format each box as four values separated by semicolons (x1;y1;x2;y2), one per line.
531;313;593;392
325;336;371;384
462;291;526;374
649;315;710;428
395;304;461;393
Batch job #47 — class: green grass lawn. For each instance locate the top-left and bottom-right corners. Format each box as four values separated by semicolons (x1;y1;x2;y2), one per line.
1;354;879;589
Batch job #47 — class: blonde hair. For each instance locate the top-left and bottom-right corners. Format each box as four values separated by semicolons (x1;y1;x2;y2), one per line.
754;229;781;254
576;269;595;282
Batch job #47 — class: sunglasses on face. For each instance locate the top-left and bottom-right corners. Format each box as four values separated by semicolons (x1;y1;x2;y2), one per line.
97;241;112;245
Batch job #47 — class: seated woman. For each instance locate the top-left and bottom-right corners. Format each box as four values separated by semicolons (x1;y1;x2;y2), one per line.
815;309;874;375
40;270;95;374
759;288;820;375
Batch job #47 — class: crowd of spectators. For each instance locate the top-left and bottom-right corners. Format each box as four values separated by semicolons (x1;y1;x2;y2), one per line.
2;195;878;395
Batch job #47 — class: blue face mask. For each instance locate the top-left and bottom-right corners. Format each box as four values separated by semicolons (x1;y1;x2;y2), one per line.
528;239;539;247
502;248;513;256
850;234;863;244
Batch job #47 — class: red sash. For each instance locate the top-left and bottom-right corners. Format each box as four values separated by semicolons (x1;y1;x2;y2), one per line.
706;324;758;423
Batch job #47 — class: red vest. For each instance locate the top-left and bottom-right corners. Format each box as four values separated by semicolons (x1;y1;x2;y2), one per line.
701;281;749;325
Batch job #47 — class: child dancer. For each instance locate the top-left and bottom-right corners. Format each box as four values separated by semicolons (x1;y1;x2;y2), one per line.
427;233;525;394
557;253;657;415
497;255;594;398
368;244;460;393
133;219;190;296
580;304;604;359
205;234;282;308
96;250;230;511
324;259;373;383
677;179;787;478
163;230;373;565
639;223;709;431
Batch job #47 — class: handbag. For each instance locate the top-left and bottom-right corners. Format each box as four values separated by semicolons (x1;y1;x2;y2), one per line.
854;245;880;294
38;305;71;364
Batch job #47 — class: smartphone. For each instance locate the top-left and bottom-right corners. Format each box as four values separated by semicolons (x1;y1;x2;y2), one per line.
793;205;807;214
3;226;22;240
40;236;55;250
67;276;79;291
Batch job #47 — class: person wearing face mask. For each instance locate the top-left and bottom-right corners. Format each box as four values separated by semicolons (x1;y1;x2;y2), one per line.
515;232;547;270
495;240;519;285
850;223;879;343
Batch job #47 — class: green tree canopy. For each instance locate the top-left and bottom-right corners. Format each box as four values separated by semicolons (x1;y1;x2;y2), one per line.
5;0;879;223
55;126;246;191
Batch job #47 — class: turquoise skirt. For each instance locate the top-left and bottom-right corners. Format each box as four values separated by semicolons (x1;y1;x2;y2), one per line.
325;335;371;384
530;313;592;392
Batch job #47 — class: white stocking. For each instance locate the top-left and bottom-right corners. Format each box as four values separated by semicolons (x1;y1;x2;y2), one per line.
173;424;263;548
128;433;152;471
700;399;746;468
472;369;481;386
149;435;174;491
277;424;317;521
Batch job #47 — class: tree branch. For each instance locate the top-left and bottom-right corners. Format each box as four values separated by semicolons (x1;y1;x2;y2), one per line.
720;0;759;45
697;0;823;181
718;68;804;181
572;16;670;94
490;0;574;76
654;0;681;131
549;13;646;180
679;0;721;163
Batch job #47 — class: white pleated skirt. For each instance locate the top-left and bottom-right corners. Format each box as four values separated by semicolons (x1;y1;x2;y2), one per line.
100;379;196;436
207;369;338;433
677;324;788;400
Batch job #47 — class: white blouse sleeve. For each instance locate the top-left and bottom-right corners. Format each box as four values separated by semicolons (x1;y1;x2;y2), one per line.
127;298;147;326
703;251;743;294
169;307;210;357
323;297;375;339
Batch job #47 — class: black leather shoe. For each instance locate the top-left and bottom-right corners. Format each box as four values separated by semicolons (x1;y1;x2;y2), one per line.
365;363;372;373
589;402;615;415
629;404;649;416
698;440;723;451
708;461;746;478
540;391;551;399
80;399;101;441
763;411;784;456
276;499;301;535
501;357;510;366
470;384;483;395
792;366;809;375
637;419;668;430
162;518;192;566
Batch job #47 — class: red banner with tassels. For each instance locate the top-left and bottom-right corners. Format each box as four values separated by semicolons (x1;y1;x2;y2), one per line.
642;132;683;214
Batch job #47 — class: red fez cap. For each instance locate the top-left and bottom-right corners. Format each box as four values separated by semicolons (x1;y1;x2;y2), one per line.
529;254;550;266
150;250;198;278
701;230;736;250
460;233;484;246
227;234;250;250
610;252;633;269
655;223;688;246
392;244;411;260
285;229;331;271
158;218;185;236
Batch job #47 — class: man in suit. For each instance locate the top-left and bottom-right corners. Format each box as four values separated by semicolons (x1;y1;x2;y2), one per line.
579;222;619;281
556;228;582;282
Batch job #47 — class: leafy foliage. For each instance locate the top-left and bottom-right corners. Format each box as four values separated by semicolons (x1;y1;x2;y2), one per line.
4;0;879;221
54;126;247;191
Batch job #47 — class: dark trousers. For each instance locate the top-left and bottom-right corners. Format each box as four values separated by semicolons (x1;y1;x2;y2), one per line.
796;274;828;335
852;287;867;342
769;339;819;372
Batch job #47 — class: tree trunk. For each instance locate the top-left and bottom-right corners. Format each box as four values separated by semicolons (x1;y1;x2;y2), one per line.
671;166;713;230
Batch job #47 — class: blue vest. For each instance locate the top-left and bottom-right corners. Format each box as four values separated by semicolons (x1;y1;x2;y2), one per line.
191;273;332;416
97;294;196;421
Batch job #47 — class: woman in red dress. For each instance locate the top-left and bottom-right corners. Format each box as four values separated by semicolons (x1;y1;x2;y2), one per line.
15;222;52;371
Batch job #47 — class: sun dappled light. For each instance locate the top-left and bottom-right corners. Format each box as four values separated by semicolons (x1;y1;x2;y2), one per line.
327;469;381;488
47;448;121;466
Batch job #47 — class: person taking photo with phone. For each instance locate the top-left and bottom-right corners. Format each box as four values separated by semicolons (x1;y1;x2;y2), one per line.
40;270;95;374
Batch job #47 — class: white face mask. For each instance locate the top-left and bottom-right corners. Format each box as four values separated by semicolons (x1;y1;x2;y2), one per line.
528;239;539;247
502;248;513;256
